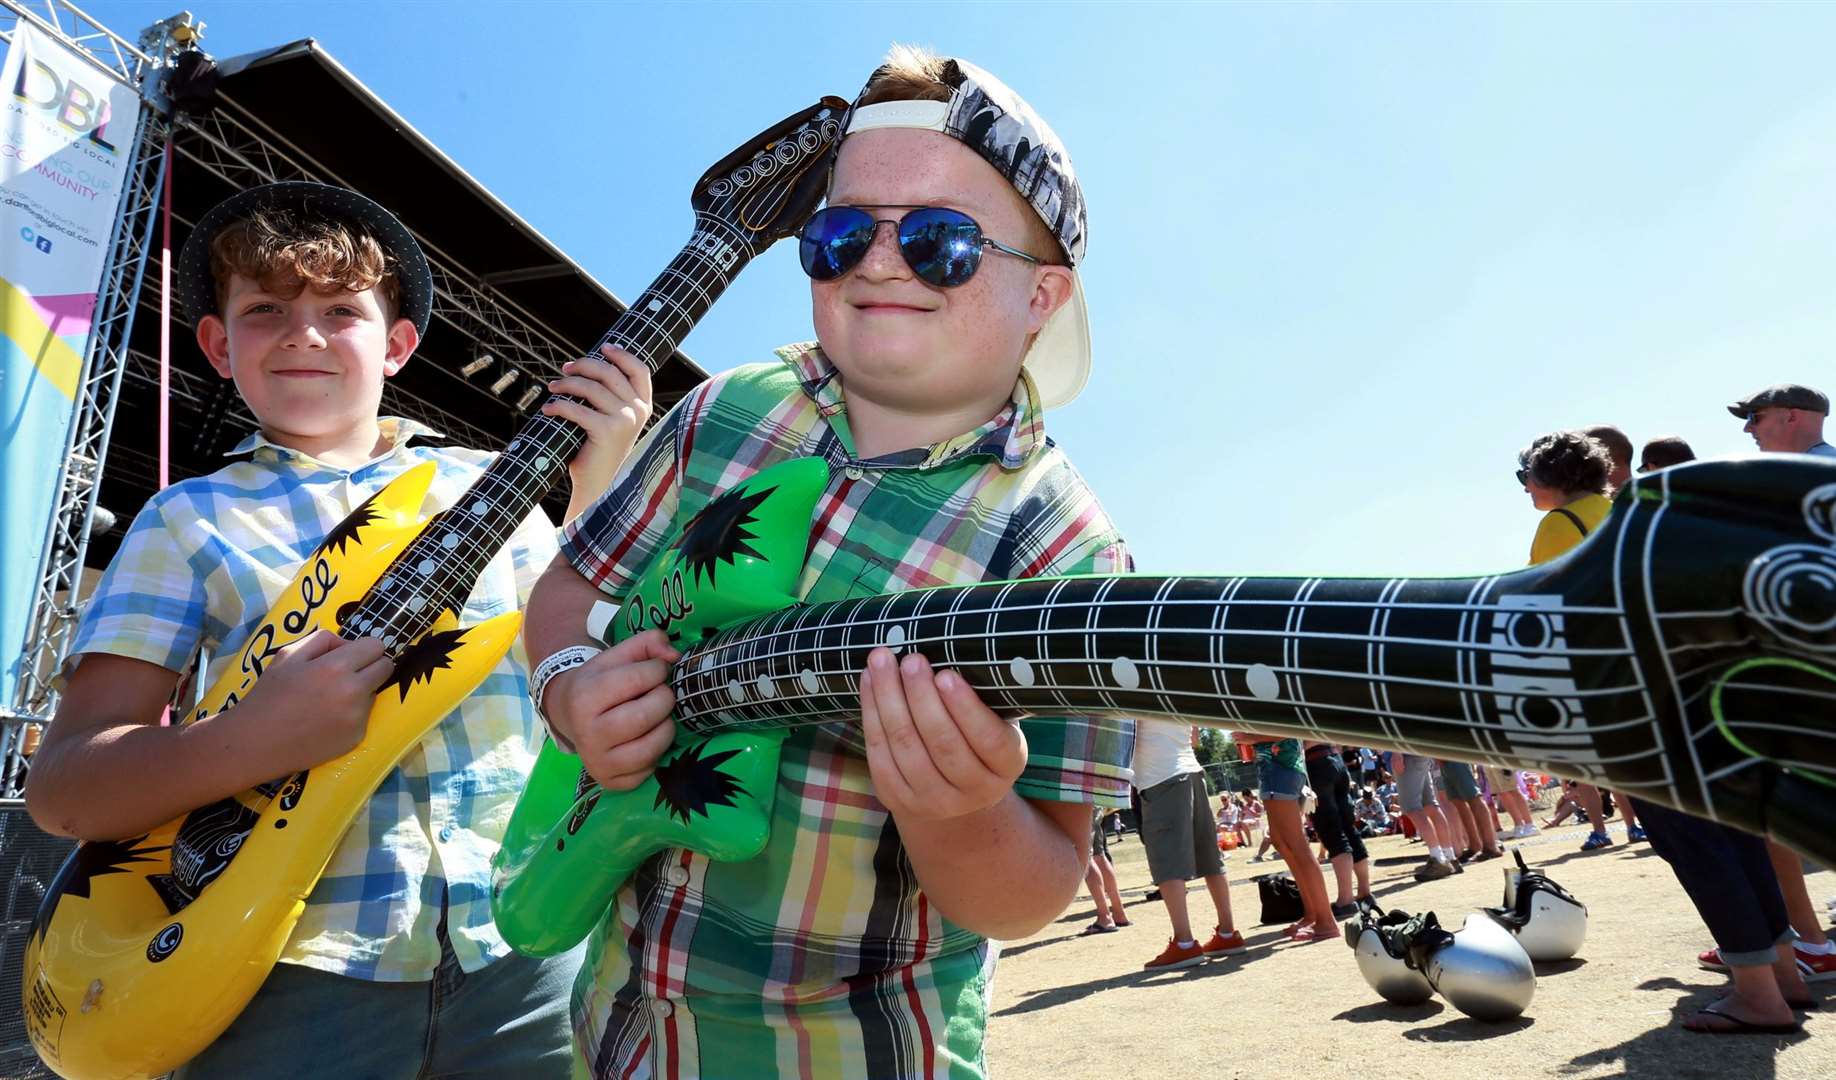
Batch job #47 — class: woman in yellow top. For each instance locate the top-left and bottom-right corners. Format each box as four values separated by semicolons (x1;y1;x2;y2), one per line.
1518;430;1615;565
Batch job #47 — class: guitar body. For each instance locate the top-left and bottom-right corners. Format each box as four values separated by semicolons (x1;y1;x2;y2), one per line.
23;463;523;1080
491;458;827;956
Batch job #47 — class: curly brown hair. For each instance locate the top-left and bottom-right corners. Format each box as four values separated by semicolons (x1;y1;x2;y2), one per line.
209;206;401;321
1518;430;1612;496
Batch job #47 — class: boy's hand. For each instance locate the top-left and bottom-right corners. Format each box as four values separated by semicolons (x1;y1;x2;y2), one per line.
543;630;680;791
232;629;394;772
859;648;1027;822
545;345;653;510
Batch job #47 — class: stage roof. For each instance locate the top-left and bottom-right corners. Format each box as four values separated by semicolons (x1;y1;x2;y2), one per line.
96;38;707;566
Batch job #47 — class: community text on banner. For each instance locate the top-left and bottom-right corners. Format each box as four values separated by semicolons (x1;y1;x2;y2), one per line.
0;21;140;711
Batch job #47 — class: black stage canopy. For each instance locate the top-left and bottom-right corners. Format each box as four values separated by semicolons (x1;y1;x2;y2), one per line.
95;38;707;567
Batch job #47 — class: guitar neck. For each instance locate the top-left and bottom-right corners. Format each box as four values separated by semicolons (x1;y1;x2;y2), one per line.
669;567;1651;772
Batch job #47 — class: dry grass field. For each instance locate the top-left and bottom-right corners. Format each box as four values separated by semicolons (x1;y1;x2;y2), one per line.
986;820;1836;1080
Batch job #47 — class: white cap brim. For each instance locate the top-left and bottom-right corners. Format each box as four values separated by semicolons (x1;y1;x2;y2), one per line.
1026;271;1090;411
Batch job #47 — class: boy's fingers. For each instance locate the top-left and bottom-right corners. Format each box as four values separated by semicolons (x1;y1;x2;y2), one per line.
860;675;919;808
936;668;1023;773
285;628;344;662
327;634;390;671
602;628;681;666
863;648;949;795
565;356;641;403
896;654;984;783
548;372;623;415
597;344;650;386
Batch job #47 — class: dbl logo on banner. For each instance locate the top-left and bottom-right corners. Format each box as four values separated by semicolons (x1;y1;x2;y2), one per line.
11;45;119;155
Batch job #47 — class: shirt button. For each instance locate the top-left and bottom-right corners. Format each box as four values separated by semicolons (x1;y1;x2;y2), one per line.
843;465;865;481
664;865;689;887
439;826;454;842
651;999;674;1019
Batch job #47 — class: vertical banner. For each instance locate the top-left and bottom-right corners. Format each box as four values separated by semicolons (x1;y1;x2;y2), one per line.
0;23;139;709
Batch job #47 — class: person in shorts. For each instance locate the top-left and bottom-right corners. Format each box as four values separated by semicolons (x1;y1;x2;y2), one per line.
1396;754;1460;880
1136;720;1245;969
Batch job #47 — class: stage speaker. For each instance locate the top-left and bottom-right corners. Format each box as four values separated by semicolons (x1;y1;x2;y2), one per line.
0;801;75;1079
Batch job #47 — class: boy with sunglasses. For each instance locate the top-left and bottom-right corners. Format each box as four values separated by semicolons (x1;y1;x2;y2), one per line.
524;47;1131;1078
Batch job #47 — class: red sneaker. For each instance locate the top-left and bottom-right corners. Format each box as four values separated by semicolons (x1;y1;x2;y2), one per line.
1143;938;1207;971
1698;947;1727;972
1796;942;1836;983
1202;928;1247;957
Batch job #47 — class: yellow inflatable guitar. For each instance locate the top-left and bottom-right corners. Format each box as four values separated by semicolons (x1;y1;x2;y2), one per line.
21;96;844;1080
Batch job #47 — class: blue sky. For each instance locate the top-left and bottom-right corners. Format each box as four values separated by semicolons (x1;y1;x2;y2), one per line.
84;1;1836;577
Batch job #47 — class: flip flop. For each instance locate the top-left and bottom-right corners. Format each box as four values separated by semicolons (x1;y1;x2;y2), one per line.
1079;921;1120;936
1287;924;1341;944
1113;917;1132;928
1683;1003;1802;1036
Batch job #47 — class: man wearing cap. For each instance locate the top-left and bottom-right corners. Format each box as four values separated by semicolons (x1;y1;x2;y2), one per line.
1730;384;1836;456
524;45;1131;1078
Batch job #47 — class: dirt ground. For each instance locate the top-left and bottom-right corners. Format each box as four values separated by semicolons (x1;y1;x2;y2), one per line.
986;819;1836;1080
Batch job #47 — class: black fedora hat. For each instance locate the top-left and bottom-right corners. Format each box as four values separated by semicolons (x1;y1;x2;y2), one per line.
175;181;433;336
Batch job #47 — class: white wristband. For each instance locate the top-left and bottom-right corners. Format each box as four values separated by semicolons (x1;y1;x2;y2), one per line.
529;645;602;753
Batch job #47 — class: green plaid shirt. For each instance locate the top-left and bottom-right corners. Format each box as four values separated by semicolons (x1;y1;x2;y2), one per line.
559;344;1133;1079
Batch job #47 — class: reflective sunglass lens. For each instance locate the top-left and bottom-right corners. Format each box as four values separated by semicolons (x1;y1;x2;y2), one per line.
898;207;984;287
799;207;876;281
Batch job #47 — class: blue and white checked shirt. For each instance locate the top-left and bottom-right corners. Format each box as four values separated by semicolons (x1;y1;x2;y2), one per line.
67;418;557;981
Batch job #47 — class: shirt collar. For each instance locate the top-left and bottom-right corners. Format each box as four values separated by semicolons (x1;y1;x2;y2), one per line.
225;416;444;465
774;342;1048;471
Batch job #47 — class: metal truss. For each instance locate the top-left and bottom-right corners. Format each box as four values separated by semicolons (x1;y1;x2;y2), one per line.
2;78;169;796
0;0;161;86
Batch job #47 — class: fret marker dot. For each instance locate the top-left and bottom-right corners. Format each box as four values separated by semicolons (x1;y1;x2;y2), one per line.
418;559;436;575
442;533;459;549
755;675;776;698
727;679;746;704
407;596;427;612
885;624;905;650
471;500;487;514
380;575;395;592
507;440;521;452
535;457;551;471
1111;656;1140;690
1247;663;1280;701
800;668;819;694
1010;656;1035;688
697;653;715;672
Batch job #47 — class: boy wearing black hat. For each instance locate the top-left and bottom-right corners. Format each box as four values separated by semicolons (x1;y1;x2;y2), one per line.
526;48;1131;1078
26;183;650;1075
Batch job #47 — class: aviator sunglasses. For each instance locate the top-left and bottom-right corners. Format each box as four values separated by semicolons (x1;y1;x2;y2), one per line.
798;205;1041;288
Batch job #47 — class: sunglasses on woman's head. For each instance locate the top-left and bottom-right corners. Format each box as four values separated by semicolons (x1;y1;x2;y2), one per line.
798;205;1041;288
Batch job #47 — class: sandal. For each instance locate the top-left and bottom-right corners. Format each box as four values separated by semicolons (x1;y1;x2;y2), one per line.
1113;916;1132;928
1079;921;1119;936
1683;1003;1802;1036
1287;924;1341;944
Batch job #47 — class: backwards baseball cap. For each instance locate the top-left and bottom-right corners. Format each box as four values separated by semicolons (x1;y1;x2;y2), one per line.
840;57;1090;411
1728;383;1830;419
175;181;433;336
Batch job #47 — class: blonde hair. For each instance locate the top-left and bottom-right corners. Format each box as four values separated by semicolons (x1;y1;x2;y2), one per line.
209;207;401;319
852;44;1063;264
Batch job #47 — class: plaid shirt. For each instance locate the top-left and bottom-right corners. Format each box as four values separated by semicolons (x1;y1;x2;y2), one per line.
67;418;557;981
559;344;1133;1079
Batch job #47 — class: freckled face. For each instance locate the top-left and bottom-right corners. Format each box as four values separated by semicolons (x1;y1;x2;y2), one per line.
198;274;414;445
812;128;1056;414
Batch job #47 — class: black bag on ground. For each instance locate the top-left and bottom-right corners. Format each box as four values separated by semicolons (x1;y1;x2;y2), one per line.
1255;872;1305;925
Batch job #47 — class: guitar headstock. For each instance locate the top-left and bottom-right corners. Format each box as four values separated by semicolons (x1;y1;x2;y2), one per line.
692;96;849;258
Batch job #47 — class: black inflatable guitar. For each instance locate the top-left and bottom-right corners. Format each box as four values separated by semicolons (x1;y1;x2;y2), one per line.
666;455;1836;865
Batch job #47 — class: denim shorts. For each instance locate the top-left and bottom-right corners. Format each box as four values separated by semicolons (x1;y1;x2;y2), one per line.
1440;760;1481;801
1257;757;1308;801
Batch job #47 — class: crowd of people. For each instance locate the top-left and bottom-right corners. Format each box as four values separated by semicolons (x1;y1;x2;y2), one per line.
1098;383;1836;1038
